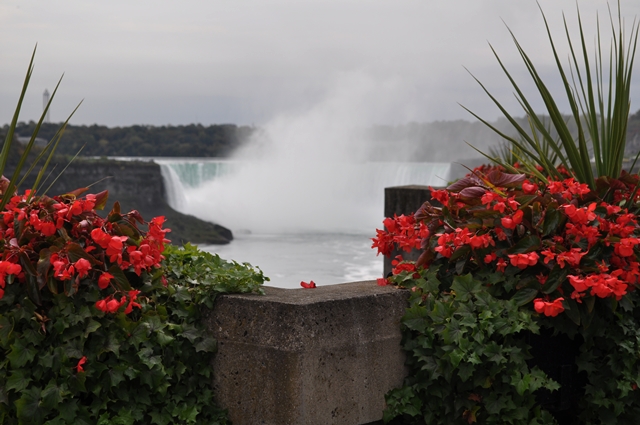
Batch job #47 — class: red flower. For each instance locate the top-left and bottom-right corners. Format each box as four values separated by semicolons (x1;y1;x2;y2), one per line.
496;259;507;272
90;228;111;249
76;356;87;373
377;277;389;286
124;290;142;314
74;258;91;278
300;281;316;288
507;252;539;269
522;180;538;194
95;296;126;313
614;238;640;257
501;210;523;230
533;297;564;317
430;188;450;204
556;248;587;268
484;253;497;264
563;203;596;224
98;272;114;290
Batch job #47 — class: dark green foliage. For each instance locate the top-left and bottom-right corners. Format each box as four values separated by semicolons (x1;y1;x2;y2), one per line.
384;268;559;425
0;244;266;424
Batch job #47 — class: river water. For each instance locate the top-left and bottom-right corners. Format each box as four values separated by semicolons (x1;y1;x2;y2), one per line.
200;232;380;289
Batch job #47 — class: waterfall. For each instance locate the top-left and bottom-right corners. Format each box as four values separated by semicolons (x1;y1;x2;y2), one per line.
156;158;451;234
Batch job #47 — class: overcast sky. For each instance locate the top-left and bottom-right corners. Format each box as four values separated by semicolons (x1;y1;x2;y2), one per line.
2;0;640;127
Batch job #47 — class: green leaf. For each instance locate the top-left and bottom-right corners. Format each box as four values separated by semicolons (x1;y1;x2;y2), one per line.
150;410;173;425
156;331;175;347
195;336;218;353
542;207;564;236
7;339;37;368
563;298;581;326
511;288;538;307
84;319;101;337
402;305;429;332
451;274;482;301
6;370;31;392
58;399;80;422
542;265;567;294
41;380;64;409
108;264;132;291
507;235;541;254
15;387;45;423
108;368;126;388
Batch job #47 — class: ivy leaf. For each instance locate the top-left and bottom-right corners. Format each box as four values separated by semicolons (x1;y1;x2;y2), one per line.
512;373;531;396
149;410;173;425
0;316;14;344
442;319;465;345
173;286;192;303
451;274;482;301
58;399;80;422
7;339;37;368
457;362;475;382
180;326;202;343
403;305;429;332
143;315;166;333
84;320;101;337
194;336;218;353
108;368;126;388
6;370;31;392
156;331;175;347
41;380;65;409
484;392;509;415
15;387;45;423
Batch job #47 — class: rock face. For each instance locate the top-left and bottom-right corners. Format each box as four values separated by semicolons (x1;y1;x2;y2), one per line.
14;158;232;245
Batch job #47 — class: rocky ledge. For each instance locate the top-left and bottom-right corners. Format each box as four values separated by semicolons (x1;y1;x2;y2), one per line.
14;158;232;245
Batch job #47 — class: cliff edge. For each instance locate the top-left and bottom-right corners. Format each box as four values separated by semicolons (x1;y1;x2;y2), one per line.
15;158;232;245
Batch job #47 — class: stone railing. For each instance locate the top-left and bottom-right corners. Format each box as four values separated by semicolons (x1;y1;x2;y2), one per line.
205;186;432;425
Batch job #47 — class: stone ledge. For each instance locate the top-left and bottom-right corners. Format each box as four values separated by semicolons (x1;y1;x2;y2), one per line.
204;281;409;425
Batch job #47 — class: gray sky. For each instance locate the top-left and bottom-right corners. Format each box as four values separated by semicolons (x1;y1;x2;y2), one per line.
2;0;640;127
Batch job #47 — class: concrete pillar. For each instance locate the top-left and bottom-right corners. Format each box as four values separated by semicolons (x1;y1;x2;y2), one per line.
205;281;409;425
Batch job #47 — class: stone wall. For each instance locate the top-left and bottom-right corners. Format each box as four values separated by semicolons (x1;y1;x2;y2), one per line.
205;281;409;425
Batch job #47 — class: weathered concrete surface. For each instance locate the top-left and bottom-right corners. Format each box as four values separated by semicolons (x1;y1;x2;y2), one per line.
205;281;409;425
383;185;440;276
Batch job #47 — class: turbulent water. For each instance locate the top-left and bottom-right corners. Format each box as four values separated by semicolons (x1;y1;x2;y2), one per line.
151;157;450;288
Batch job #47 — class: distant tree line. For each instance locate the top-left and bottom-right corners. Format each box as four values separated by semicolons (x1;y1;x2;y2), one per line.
4;122;256;158
366;109;640;162
5;110;640;160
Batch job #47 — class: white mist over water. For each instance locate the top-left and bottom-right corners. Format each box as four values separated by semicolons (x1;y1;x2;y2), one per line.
160;73;451;234
156;73;455;287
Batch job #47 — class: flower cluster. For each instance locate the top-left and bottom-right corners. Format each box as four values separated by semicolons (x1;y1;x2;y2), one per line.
372;166;640;319
0;189;170;315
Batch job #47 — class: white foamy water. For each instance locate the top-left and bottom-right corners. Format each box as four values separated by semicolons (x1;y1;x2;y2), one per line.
153;158;448;288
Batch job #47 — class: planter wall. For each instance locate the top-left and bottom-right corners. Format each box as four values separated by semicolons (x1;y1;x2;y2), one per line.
204;281;409;425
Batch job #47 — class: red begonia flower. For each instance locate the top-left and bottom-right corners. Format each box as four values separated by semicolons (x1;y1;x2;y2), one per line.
300;281;316;289
76;356;87;373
